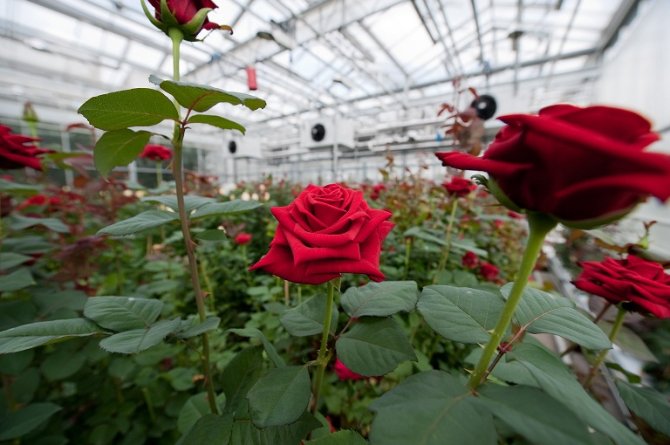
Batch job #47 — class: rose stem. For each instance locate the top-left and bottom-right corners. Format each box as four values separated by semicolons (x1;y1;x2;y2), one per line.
311;278;338;414
403;237;412;280
468;213;557;390
434;198;459;284
583;306;626;388
169;27;218;414
284;280;290;306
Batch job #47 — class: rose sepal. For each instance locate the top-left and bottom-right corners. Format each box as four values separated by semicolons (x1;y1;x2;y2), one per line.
181;7;213;41
486;177;523;213
558;205;639;230
140;0;165;31
159;0;181;28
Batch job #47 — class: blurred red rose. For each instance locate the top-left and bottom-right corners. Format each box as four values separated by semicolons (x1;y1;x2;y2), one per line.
0;125;50;170
573;255;670;318
334;359;364;381
234;232;252;245
442;176;476;198
370;183;386;201
436;105;670;228
479;262;499;282
250;183;393;285
140;144;172;161
145;0;222;40
462;251;479;269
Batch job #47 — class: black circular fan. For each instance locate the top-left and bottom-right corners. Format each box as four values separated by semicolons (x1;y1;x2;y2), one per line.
470;94;497;120
228;140;237;155
311;123;326;142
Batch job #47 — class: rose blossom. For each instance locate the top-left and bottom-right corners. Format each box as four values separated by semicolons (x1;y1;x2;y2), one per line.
442;176;476;198
140;144;172;161
462;251;479;269
234;232;252;245
145;0;222;41
334;358;365;381
436;105;670;227
573;255;670;318
0;125;50;170
479;262;499;282
250;184;394;285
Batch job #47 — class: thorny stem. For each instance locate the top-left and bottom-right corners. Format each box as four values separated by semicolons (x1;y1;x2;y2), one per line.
311;279;338;414
584;306;626;388
434;199;459;284
468;213;557;390
169;27;218;414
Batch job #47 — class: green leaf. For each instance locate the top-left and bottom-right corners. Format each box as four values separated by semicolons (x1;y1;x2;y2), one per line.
196;230;228;242
188;114;246;134
98;318;181;354
501;342;646;445
41;348;86;381
177;317;221;339
97;210;178;236
9;215;69;233
0;403;62;440
150;75;266;112
0;252;33;270
0;268;36;293
403;227;488;257
221;346;264;413
476;385;593;445
501;284;611;350
230;410;320;445
280;295;339;337
228;328;285;368
191;200;264;219
78;88;178;130
0;319;101;354
616;380;670;436
93;129;152;177
178;392;227;434
0;350;34;375
84;296;164;331
177;413;233;445
598;320;658;363
0;178;41;194
369;371;496;445
306;430;368;445
417;285;504;343
341;281;418;318
247;366;311;428
336;317;415;376
141;195;215;213
2;236;52;255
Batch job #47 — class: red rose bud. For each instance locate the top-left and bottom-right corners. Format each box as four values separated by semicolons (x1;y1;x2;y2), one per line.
0;125;50;170
479;262;499;282
234;232;252;245
442;176;476;198
250;183;394;285
462;251;479;269
573;255;670;318
436;105;670;229
140;144;172;161
142;0;224;42
333;358;365;381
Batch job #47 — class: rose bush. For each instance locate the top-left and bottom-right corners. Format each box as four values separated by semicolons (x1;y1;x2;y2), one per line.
573;255;670;318
250;183;394;284
140;143;172;161
0;124;50;170
442;176;476;198
436;105;670;227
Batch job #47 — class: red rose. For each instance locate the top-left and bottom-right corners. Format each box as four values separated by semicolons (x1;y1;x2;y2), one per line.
479;262;499;282
18;194;48;209
140;144;172;161
442;176;476;198
333;358;365;381
370;183;386;201
0;125;49;170
234;232;252;245
573;255;670;318
144;0;221;41
436;105;670;227
250;184;393;285
462;251;479;269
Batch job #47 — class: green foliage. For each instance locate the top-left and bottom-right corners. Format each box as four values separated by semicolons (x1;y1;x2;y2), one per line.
369;371;496;445
178;393;227;434
305;430;368;445
0;402;62;440
0;252;33;270
98;318;181;354
340;281;418;318
84;296;164;331
501;284;611;349
177;317;221;339
228;328;285;368
93;129;153;176
336;317;416;376
78;88;178;130
0;267;36;292
97;210;178;236
417;285;504;343
9;214;69;233
141;195;215;213
247;366;311;427
0;319;102;354
177;414;233;445
150;75;266;112
280;295;339;336
616;380;670;437
188;114;246;134
191;200;264;219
